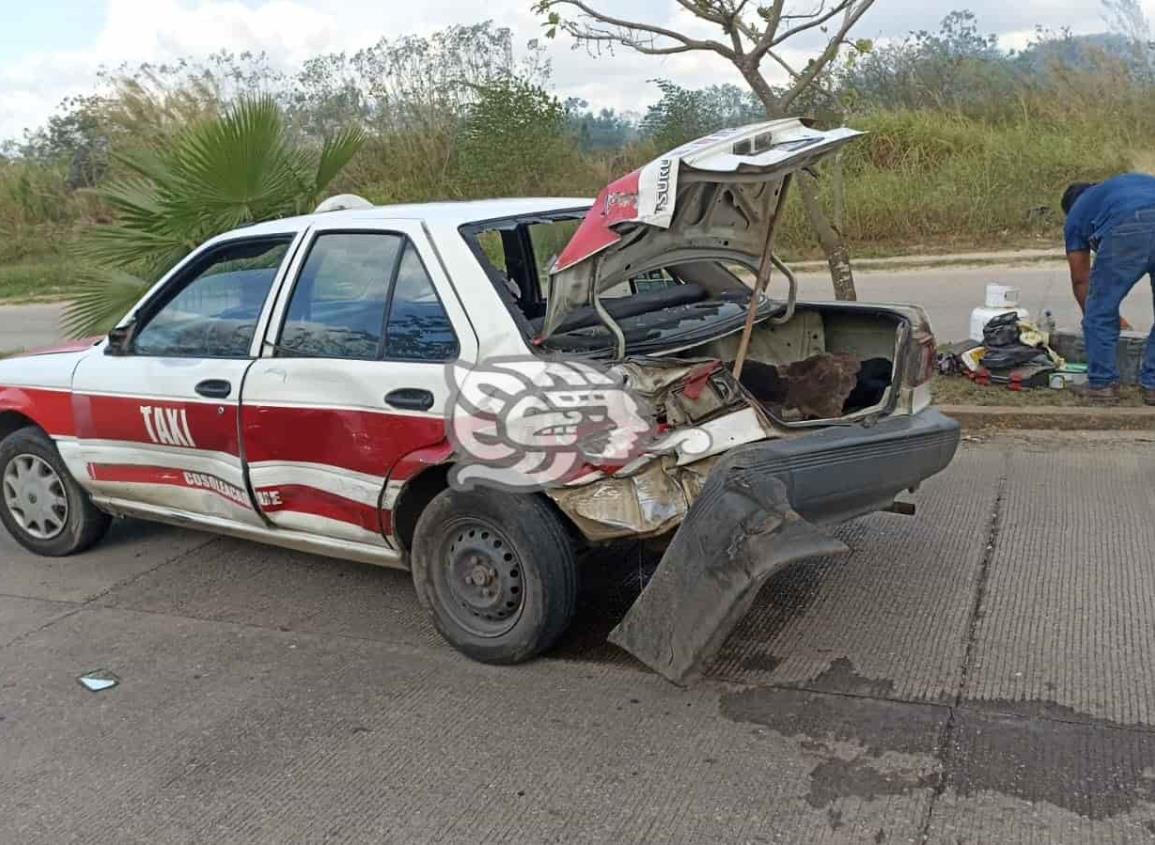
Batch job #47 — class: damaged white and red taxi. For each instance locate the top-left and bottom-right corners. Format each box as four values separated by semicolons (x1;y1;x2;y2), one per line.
0;119;959;681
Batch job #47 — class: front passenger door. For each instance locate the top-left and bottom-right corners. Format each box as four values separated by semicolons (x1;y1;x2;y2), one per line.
66;235;297;525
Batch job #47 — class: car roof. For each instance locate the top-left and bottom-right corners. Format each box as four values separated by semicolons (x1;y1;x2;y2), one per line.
235;197;594;238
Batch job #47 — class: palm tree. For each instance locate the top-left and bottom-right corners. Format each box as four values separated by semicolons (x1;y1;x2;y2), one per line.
64;96;363;337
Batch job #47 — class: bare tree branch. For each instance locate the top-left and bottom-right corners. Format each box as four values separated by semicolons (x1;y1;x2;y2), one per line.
779;1;872;110
747;0;786;63
781;1;828;22
674;0;725;25
765;48;837;100
773;0;856;46
544;1;736;59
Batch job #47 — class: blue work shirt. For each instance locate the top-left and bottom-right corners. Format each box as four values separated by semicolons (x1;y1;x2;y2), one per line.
1065;172;1155;253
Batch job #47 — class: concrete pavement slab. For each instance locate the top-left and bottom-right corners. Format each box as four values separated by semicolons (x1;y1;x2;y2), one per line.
3;430;1155;840
0;518;216;603
0;595;74;647
965;433;1155;726
99;536;439;649
709;443;1005;701
0;606;937;844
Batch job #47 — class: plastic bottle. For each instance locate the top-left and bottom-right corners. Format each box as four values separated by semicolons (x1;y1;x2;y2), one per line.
1039;309;1056;337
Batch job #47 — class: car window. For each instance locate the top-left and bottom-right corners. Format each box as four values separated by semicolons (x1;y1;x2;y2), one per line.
382;242;459;361
528;219;580;293
278;233;404;359
133;238;291;358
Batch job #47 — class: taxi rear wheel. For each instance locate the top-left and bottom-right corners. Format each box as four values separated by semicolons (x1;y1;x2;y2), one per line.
0;427;110;556
410;488;578;664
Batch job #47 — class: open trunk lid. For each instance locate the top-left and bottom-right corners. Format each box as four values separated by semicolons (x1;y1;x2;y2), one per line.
542;118;862;338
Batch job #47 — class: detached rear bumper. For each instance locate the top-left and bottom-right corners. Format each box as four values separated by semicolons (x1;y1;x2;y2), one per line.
608;409;960;683
738;408;961;524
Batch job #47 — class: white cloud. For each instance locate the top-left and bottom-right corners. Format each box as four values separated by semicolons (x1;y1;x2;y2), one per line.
0;0;349;139
0;0;818;140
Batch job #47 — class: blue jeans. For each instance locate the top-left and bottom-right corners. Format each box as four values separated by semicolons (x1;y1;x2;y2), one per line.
1084;209;1155;389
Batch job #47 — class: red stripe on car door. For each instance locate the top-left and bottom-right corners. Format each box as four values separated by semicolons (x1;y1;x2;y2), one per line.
242;405;446;478
73;394;241;454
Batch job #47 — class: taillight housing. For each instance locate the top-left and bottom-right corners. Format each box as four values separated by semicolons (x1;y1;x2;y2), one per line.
905;312;937;387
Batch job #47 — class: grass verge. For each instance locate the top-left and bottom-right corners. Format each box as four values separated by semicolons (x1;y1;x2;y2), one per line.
933;376;1150;407
0;256;78;302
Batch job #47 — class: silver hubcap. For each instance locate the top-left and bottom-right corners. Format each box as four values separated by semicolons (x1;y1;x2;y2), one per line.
3;454;68;540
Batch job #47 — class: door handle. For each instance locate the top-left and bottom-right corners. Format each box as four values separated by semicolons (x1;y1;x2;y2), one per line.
195;379;233;399
385;388;434;412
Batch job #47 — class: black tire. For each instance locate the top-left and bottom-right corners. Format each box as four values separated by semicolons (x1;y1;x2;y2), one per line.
411;488;578;664
0;426;111;556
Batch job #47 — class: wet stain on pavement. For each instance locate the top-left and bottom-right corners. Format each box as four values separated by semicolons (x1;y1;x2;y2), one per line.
802;657;898;698
720;686;945;810
807;756;938;809
720;686;945;757
722;683;1155;822
947;700;1155;820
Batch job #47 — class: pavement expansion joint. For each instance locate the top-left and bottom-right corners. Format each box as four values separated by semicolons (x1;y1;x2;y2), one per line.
916;460;1009;842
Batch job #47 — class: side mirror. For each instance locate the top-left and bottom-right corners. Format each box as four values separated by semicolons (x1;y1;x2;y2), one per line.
104;322;135;356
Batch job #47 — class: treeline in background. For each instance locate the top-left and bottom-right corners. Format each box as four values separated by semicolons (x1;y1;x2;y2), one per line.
2;9;1154;301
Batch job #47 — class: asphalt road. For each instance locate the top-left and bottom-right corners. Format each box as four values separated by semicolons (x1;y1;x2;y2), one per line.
2;431;1155;842
794;260;1154;342
3;261;1153;353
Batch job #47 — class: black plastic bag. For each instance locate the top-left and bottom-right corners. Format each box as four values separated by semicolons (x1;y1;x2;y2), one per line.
983;311;1021;348
982;345;1051;371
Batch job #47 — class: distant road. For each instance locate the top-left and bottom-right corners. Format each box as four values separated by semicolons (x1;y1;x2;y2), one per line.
799;260;1151;341
1;261;1151;351
0;302;71;353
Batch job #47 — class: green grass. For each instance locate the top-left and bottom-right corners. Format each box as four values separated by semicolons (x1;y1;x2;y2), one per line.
0;255;79;302
775;110;1134;258
932;376;1150;407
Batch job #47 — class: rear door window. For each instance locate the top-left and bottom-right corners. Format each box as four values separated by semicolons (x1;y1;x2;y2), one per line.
382;242;458;361
277;232;457;361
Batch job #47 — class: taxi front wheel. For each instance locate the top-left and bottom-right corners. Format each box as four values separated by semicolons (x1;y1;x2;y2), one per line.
410;487;579;664
0;426;110;557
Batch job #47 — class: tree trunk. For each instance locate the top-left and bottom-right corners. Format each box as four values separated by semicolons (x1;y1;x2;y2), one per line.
797;169;856;301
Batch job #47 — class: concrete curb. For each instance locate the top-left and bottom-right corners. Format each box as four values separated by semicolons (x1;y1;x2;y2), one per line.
936;403;1155;431
790;247;1064;273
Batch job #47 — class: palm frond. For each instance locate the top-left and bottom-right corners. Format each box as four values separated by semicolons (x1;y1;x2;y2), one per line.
312;126;367;197
62;266;150;339
74;95;361;332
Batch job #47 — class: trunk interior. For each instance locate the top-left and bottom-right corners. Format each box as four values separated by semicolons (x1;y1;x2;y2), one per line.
670;304;905;423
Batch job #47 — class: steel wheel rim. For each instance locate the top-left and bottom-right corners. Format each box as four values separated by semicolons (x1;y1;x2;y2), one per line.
436;518;525;638
3;454;68;540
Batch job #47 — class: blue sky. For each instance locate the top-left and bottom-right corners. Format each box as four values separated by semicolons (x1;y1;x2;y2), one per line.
0;3;105;64
0;0;1132;141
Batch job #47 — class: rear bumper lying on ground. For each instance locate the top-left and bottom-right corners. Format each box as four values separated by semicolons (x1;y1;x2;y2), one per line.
609;409;961;682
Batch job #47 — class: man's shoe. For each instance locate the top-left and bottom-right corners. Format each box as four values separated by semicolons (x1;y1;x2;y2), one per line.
1072;383;1121;404
1143;387;1155;406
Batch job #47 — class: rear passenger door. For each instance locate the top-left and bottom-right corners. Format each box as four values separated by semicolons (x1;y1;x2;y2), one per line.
240;221;475;548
